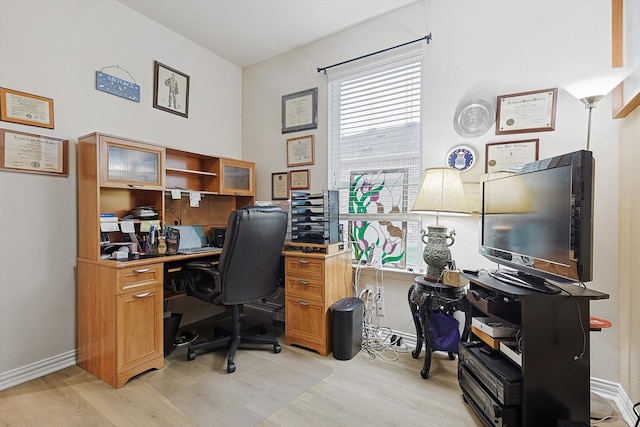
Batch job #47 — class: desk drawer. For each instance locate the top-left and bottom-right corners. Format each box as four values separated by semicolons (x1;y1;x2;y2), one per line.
116;264;163;294
285;296;325;346
285;276;324;301
285;256;325;281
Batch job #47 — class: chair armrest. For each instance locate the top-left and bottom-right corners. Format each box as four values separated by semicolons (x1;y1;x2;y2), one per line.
183;263;222;303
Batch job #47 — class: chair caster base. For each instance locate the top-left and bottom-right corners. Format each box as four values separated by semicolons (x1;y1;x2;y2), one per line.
187;350;196;361
227;362;236;373
274;344;281;353
421;369;429;379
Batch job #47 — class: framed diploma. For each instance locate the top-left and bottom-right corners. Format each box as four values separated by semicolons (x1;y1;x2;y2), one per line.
0;128;68;177
271;172;290;200
286;134;314;167
495;88;557;135
612;0;640;118
290;169;310;190
281;87;318;133
485;139;539;173
0;87;54;129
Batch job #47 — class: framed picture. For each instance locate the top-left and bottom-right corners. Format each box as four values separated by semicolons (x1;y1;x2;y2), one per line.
286;135;314;167
282;87;318;133
271;172;290;200
0;128;68;177
495;88;557;135
290;169;310;190
485;139;539;173
612;0;640;118
0;87;54;129
153;61;190;118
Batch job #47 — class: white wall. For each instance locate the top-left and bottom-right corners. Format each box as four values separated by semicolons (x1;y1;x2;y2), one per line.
0;0;242;384
242;0;622;383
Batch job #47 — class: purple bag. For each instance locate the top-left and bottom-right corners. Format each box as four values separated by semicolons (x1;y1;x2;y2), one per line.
428;311;460;353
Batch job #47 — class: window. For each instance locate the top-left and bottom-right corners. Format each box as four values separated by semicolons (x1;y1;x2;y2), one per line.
328;52;423;269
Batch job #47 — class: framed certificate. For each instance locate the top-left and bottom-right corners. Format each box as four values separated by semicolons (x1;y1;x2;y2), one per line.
271;172;290;200
485;139;539;173
0;128;68;177
281;88;318;133
290;169;310;190
0;87;54;129
612;0;640;118
495;88;557;134
286;135;314;167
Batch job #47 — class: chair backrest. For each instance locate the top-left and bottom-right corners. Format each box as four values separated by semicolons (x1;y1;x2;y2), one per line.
217;206;288;305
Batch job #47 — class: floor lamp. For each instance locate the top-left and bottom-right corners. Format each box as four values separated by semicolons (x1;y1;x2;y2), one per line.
411;167;470;280
562;68;631;150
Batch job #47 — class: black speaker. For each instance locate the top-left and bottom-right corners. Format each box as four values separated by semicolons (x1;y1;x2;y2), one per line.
211;228;226;248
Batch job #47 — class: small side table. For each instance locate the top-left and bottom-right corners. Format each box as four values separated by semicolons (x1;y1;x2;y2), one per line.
408;276;471;379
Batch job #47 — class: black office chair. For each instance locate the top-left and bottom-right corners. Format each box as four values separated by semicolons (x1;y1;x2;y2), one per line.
182;206;288;373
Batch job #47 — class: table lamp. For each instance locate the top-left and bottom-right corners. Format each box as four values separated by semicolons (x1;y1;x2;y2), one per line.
561;67;631;150
411;167;470;280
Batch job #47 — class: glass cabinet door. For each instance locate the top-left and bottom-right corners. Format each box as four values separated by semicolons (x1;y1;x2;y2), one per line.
99;137;165;189
219;159;254;196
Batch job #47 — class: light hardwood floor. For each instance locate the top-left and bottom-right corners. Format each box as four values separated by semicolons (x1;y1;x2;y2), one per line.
0;309;629;426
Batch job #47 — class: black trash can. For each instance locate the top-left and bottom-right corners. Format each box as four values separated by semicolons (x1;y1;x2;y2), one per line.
163;312;182;357
330;297;364;360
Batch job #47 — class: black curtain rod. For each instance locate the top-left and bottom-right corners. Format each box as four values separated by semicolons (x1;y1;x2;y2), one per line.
317;33;431;74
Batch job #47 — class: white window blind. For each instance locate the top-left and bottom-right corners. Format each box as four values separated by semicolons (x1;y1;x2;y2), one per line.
328;54;423;269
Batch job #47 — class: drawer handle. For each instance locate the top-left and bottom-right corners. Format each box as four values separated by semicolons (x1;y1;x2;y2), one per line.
298;280;310;285
297;259;310;264
127;184;143;188
134;292;151;298
298;301;310;306
133;268;151;273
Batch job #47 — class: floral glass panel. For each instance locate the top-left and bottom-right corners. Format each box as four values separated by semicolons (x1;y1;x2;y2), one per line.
349;169;407;267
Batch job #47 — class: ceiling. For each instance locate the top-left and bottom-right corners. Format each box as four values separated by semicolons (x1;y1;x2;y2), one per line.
116;0;418;67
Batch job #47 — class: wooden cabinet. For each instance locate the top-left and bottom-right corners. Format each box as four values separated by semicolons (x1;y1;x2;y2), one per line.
217;158;254;196
460;271;608;426
77;132;256;387
99;135;165;190
283;246;351;356
77;259;164;388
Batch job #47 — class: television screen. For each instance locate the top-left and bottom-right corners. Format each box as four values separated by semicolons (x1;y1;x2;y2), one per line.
480;150;594;284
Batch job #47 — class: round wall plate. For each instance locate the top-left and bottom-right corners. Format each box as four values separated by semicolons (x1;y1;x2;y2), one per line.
453;99;495;138
446;145;478;172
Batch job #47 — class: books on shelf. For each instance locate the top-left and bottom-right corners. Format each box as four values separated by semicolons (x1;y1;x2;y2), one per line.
100;213;118;222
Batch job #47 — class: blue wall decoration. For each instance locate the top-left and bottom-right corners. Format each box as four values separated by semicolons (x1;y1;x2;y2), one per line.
95;67;140;102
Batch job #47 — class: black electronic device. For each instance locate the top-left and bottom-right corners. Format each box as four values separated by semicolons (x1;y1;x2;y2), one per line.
480;150;594;284
458;341;522;406
211;227;226;248
459;365;521;427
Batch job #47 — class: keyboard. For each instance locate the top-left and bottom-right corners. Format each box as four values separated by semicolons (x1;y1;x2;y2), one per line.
489;270;560;294
177;246;221;255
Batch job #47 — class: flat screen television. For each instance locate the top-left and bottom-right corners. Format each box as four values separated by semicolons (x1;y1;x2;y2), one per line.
480;150;594;284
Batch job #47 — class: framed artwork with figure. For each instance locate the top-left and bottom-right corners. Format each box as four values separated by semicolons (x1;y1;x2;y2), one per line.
153;61;190;118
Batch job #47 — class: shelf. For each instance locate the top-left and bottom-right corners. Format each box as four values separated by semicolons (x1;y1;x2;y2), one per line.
164;189;220;196
166;167;217;177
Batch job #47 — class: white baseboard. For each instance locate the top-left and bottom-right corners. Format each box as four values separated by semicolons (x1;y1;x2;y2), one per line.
0;350;77;392
591;377;637;425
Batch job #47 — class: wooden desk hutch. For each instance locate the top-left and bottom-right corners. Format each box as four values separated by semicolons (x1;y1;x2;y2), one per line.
76;132;255;388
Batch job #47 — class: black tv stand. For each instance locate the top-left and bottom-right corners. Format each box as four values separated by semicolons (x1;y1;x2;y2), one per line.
489;269;560;294
460;270;609;426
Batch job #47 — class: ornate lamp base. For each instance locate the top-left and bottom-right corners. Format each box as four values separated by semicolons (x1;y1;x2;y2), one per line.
422;224;455;280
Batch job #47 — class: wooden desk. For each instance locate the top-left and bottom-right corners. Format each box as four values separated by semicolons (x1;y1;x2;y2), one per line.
408;277;471;379
77;250;221;388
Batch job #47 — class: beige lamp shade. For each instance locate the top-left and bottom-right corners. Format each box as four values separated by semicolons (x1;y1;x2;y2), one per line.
412;168;470;220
